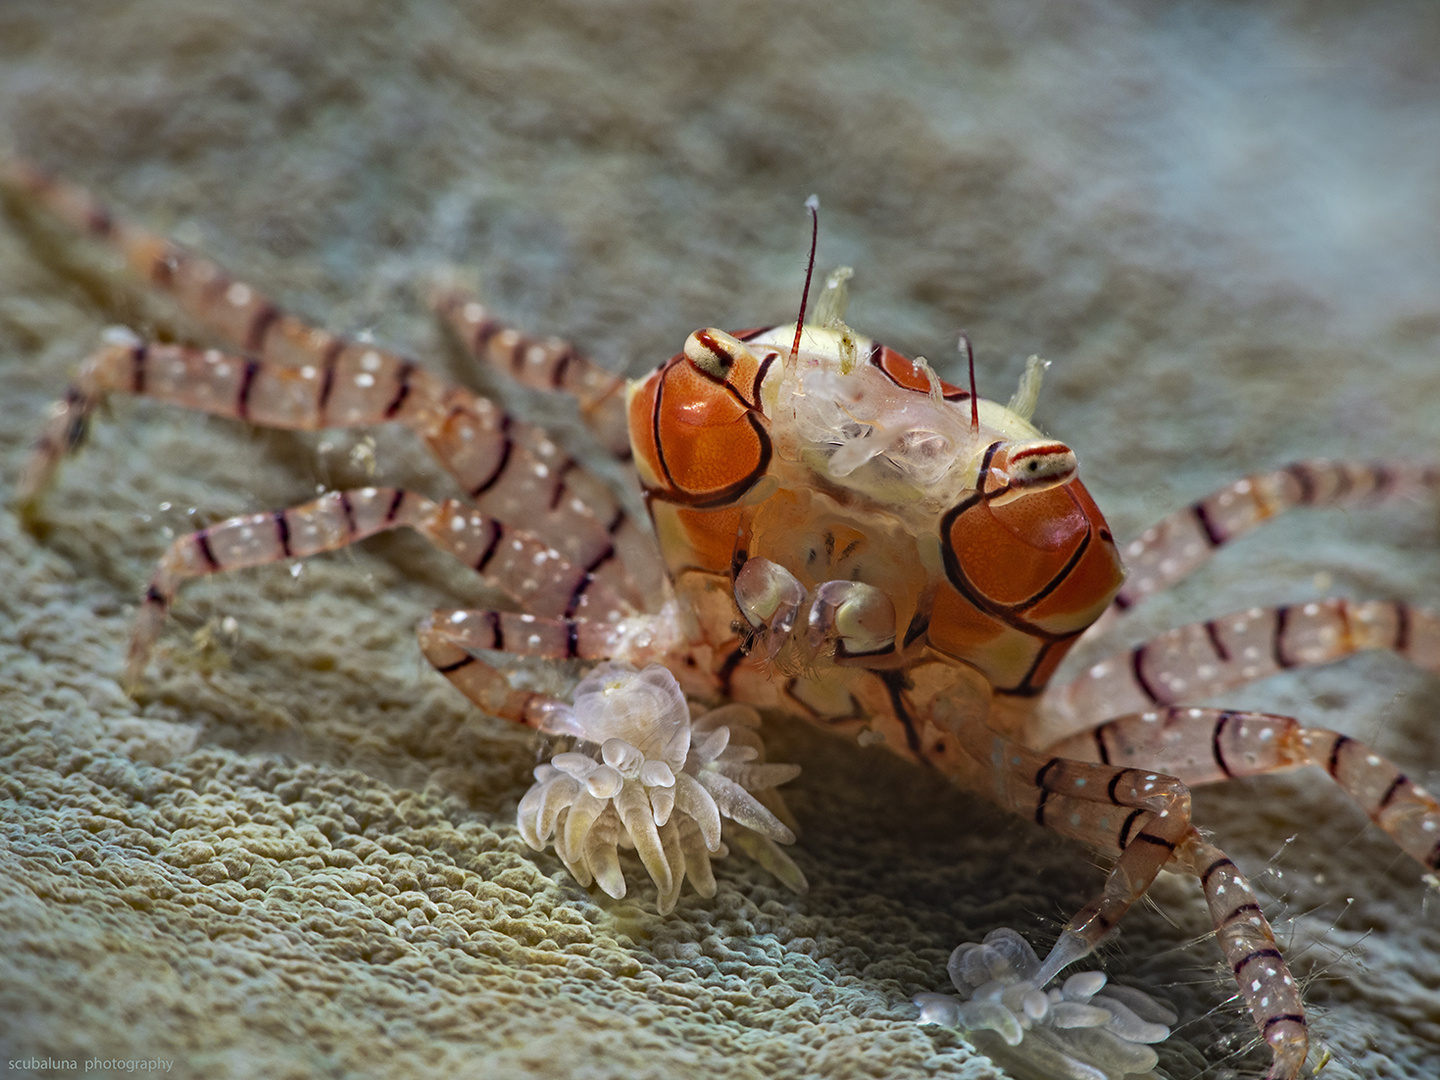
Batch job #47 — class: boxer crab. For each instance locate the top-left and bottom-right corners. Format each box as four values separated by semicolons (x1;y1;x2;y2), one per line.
10;165;1440;1080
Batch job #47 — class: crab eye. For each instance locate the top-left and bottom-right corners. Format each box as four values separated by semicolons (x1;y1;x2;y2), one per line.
684;328;757;383
982;441;1076;506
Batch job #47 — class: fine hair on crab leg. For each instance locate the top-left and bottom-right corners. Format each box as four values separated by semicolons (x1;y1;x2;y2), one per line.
1091;460;1440;632
433;287;632;460
1047;598;1440;738
1047;705;1440;870
1175;830;1308;1080
970;780;1309;1075
4;158;661;607
15;330;653;607
127;486;632;687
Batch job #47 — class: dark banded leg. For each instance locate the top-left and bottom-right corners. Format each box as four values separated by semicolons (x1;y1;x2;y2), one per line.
128;487;630;687
416;608;672;731
16;334;659;606
6;160;664;606
1048;706;1440;871
1090;461;1440;632
3;157;356;368
1049;599;1440;739
433;287;632;460
1176;830;1308;1080
425;397;666;608
958;725;1193;985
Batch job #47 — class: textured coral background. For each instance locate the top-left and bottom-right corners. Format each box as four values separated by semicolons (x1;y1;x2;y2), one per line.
2;2;1439;1078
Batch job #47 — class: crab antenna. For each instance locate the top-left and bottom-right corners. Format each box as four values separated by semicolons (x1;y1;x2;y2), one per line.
789;194;821;364
959;332;979;433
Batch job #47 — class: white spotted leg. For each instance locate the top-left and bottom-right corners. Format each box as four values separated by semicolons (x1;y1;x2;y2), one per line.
970;721;1316;1079
1046;598;1440;740
416;607;678;731
4;158;666;609
1089;460;1440;635
15;334;656;609
431;286;664;602
952;722;1195;984
1048;706;1440;873
1044;598;1440;863
1042;702;1440;1078
128;486;632;688
1176;830;1309;1080
433;287;632;460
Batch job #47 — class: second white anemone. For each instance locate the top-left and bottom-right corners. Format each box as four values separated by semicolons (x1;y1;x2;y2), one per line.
517;662;806;913
915;928;1174;1080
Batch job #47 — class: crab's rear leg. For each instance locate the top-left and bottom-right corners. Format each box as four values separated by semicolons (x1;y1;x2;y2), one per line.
1092;460;1440;633
1048;598;1440;738
4;158;347;366
3;159;631;453
6;160;666;607
17;336;657;607
1049;705;1440;872
433;288;632;460
1045;599;1440;862
127;486;631;688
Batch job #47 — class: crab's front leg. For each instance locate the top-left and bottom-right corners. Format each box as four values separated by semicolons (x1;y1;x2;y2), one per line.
942;718;1310;1078
116;485;632;689
418;615;807;912
733;557;898;663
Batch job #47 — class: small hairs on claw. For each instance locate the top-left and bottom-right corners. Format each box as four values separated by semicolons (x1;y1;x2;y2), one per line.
914;928;1174;1080
517;662;807;913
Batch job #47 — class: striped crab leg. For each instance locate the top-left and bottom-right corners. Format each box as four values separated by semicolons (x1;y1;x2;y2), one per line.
1047;598;1440;736
16;334;654;608
1090;461;1440;632
1045;702;1440;1077
955;722;1195;982
4;159;665;606
126;486;631;688
433;287;632;460
1047;705;1440;871
416;607;675;731
1176;830;1309;1080
974;724;1315;1078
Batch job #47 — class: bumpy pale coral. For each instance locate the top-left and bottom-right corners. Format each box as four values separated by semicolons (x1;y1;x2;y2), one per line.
914;928;1174;1080
517;662;807;913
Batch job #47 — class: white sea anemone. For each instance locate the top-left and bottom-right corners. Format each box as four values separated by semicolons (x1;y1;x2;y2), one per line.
517;662;807;913
914;928;1175;1080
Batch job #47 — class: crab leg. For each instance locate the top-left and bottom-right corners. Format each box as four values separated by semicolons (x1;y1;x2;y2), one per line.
126;486;631;687
974;729;1313;1077
5;159;665;606
434;287;632;460
17;335;660;606
417;608;654;731
3;157;354;366
957;725;1193;982
1047;598;1440;739
1092;460;1440;631
1047;705;1440;870
1176;830;1308;1080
